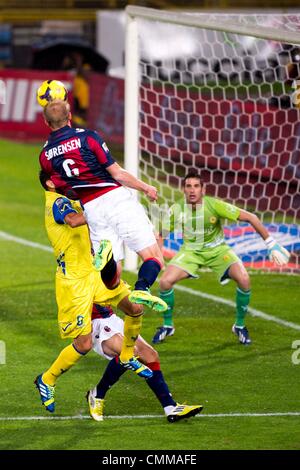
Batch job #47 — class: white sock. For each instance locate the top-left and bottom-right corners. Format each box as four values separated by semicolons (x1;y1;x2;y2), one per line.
164;405;176;416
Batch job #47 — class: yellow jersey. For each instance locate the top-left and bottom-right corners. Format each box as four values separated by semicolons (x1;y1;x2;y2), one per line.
44;191;94;279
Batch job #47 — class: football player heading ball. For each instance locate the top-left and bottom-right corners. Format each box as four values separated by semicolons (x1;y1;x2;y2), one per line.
38;90;167;330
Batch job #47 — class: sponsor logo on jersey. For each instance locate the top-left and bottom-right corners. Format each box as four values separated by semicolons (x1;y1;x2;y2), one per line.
102;142;109;153
227;205;237;214
45;138;81;160
61;322;72;332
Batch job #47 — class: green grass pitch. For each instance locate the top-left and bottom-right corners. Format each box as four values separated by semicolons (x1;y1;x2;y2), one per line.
0;139;300;450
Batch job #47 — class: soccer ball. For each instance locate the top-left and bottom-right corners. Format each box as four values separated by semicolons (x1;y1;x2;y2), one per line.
36;80;68;107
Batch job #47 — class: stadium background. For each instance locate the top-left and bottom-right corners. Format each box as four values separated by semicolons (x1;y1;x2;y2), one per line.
0;0;300;452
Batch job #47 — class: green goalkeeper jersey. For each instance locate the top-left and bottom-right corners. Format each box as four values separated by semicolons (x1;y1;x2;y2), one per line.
162;195;240;252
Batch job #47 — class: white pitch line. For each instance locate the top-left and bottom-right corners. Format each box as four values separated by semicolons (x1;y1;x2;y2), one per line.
0;230;52;253
174;284;300;331
1;229;300;331
0;412;300;421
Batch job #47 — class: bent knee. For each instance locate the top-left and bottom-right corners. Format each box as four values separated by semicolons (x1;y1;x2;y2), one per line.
150;349;159;363
160;276;174;291
73;337;93;354
136;342;159;363
238;274;251;291
145;346;159;363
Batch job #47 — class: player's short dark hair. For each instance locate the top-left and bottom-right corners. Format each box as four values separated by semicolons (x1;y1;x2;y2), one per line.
183;170;203;186
39;169;51;190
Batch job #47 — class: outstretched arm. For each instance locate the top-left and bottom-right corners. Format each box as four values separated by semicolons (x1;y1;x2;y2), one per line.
238;209;290;266
238;209;269;240
107;162;158;202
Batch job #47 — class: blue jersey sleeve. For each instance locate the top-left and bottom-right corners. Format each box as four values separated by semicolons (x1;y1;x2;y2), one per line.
52;197;77;224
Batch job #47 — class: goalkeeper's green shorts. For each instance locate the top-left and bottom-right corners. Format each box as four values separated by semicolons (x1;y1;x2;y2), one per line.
168;243;241;283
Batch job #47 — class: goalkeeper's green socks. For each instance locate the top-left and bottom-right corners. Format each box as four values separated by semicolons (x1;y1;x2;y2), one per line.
160;286;250;327
159;288;174;327
235;287;251;327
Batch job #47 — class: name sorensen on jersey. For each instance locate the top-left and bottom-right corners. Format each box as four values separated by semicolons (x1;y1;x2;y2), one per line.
45;138;82;160
39;126;119;203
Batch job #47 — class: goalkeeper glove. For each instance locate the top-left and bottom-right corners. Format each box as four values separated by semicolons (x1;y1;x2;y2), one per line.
265;236;290;266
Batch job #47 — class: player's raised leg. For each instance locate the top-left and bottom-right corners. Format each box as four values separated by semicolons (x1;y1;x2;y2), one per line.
84;186;167;312
129;243;168;313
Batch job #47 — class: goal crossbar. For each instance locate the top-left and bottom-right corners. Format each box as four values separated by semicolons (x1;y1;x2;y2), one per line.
126;5;300;45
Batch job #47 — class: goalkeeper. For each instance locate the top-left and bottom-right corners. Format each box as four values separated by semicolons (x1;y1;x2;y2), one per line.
152;170;290;346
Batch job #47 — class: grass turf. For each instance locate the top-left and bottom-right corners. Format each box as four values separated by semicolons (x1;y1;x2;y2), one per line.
0;139;300;450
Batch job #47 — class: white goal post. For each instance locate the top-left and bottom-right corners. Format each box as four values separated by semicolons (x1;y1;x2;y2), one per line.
124;6;300;273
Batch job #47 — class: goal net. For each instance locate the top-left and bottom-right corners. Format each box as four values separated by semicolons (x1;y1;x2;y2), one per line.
124;7;300;273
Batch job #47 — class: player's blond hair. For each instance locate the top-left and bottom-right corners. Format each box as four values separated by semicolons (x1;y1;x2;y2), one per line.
43;100;71;129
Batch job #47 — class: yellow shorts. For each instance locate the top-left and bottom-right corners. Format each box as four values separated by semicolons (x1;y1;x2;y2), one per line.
56;270;130;339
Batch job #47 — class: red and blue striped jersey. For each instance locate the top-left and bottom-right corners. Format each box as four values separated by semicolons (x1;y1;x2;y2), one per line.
39;125;121;203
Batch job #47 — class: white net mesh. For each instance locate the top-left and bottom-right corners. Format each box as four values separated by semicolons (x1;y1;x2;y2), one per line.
135;13;300;273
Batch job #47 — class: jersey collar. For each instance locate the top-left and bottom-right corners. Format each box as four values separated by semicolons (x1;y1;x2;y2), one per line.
50;125;72;139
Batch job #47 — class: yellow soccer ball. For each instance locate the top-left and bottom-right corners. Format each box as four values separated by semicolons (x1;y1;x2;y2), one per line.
36;80;68;107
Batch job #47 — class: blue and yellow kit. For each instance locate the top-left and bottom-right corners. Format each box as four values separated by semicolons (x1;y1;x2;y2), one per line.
44;191;130;339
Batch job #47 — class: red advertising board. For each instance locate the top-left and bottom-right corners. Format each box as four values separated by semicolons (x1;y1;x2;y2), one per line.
0;70;74;141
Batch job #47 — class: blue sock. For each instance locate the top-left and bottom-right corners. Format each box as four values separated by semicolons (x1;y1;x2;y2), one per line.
134;258;162;291
96;357;126;398
146;366;176;408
